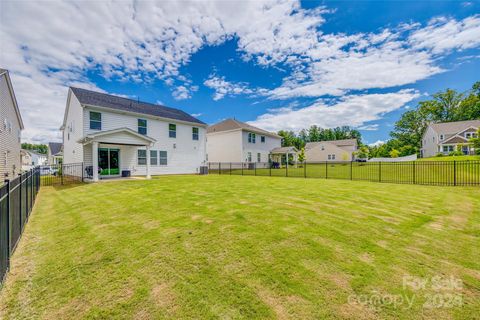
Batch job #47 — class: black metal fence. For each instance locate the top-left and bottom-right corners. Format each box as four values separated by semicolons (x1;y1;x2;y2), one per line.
208;160;480;186
40;163;84;186
0;167;40;285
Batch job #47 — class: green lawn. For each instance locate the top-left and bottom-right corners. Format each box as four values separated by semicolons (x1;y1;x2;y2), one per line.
1;176;479;319
419;155;480;161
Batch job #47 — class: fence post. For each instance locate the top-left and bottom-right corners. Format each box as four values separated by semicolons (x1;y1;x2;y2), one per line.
304;161;307;178
30;170;33;210
82;163;84;182
61;164;64;185
18;174;22;231
254;162;257;176
5;179;10;267
286;161;288;177
230;162;232;175
219;162;221;175
379;162;382;182
269;162;272;176
325;162;328;179
413;161;416;184
454;160;457;186
242;162;244;176
350;161;353;180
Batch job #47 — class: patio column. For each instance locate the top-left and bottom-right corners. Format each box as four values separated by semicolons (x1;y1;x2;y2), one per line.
92;141;99;182
146;145;151;179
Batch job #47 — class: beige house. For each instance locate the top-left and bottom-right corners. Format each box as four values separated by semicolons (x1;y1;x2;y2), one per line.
421;120;480;158
206;119;281;163
0;69;24;183
305;139;358;162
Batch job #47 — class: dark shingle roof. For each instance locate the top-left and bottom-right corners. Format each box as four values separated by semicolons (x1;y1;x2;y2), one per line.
48;142;62;155
70;87;205;125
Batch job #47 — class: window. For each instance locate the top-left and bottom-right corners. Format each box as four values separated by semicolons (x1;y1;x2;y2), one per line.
137;149;147;165
257;153;261;162
159;151;168;165
332;154;336;160
443;145;454;153
192;127;199;140
138;119;147;135
169;124;176;138
247;152;252;162
89;111;101;130
150;150;158;165
328;155;331;160
261;136;265;143
248;132;256;143
321;145;325;151
440;134;444;141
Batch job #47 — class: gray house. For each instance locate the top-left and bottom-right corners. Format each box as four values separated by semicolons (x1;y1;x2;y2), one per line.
47;142;63;165
421;120;480;158
0;69;24;183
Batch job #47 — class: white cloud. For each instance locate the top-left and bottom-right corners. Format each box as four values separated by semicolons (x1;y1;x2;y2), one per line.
358;124;379;131
409;15;480;54
191;113;203;117
248;89;420;132
203;74;258;100
369;140;385;147
1;0;480;142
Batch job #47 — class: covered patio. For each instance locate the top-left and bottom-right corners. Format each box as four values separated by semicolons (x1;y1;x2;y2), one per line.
269;146;299;167
78;128;156;182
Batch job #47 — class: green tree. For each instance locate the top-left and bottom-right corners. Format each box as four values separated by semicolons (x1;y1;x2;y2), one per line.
389;149;400;158
355;146;369;159
298;147;306;163
470;128;480;155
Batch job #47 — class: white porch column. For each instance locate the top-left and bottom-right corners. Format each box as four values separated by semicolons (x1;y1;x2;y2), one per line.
146;145;151;179
92;141;99;182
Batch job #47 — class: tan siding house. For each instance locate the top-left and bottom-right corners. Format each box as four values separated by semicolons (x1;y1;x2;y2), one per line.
0;69;24;184
421;120;480;158
305;139;358;162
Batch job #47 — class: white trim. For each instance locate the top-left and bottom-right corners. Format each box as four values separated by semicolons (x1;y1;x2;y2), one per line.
0;69;24;129
78;127;156;145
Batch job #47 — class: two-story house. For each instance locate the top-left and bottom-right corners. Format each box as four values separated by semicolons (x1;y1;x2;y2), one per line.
0;69;24;184
305;139;358;162
421;120;480;158
61;87;206;181
206;118;282;163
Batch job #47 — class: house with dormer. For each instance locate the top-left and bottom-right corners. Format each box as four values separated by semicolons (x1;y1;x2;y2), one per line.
421;120;480;158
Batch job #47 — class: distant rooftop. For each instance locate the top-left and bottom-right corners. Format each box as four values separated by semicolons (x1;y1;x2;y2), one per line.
48;142;62;155
430;120;480;134
306;139;358;149
70;87;205;125
207;118;281;138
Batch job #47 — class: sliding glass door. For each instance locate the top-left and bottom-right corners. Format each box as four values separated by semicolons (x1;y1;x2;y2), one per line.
98;148;120;176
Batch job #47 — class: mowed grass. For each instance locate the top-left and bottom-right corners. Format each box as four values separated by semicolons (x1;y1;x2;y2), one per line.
1;176;479;319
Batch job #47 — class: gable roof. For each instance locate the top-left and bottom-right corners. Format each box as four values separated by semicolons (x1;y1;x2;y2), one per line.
430;120;480;134
78;127;156;145
69;87;205;126
48;142;63;155
305;139;357;150
270;146;298;154
0;68;24;129
441;135;469;144
207;118;281;138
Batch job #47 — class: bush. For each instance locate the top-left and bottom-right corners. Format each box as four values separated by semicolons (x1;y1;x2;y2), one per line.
435;153;444;157
448;150;463;156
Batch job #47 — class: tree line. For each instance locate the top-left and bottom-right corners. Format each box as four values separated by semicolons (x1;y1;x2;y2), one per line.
21;143;48;154
278;126;362;150
278;81;480;158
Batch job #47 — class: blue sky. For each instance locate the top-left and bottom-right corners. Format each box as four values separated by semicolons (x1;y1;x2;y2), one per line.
1;0;480;144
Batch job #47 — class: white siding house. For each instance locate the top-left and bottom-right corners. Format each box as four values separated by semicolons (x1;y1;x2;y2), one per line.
0;69;24;184
206;119;282;163
61;87;207;181
421;120;480;158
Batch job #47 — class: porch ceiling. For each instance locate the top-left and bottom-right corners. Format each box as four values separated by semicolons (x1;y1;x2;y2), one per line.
78;127;156;146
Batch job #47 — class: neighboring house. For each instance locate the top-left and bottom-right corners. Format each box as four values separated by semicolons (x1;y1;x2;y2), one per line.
47;142;63;165
61;87;206;181
21;149;47;170
0;68;24;184
305;139;358;162
421;120;480;158
206;118;281;163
